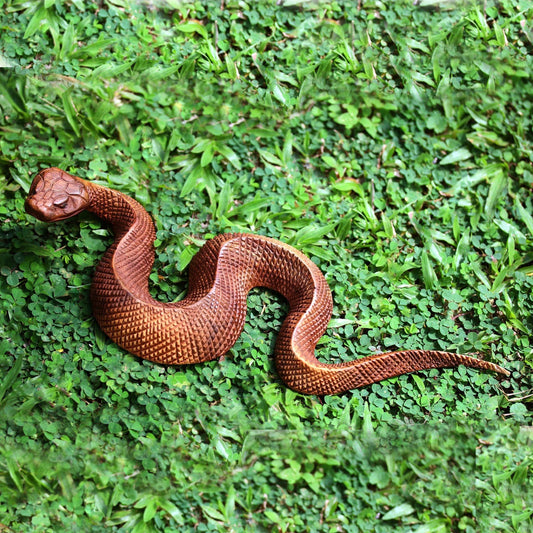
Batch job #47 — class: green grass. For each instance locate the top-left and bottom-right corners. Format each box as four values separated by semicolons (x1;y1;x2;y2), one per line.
0;0;532;531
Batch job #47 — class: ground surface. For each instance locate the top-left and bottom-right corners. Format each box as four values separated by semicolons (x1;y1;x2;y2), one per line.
0;1;532;531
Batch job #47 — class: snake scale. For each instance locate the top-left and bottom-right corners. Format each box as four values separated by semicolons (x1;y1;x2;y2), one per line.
25;168;509;395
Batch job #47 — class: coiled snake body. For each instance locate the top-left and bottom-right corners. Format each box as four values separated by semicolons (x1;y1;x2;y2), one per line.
25;168;508;395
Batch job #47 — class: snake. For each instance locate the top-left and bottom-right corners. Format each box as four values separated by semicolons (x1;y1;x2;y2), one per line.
24;167;509;395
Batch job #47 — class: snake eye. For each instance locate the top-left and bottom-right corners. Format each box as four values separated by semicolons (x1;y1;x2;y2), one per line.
53;197;69;209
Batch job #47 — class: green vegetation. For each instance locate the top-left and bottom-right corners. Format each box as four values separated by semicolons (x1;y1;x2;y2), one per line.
1;0;532;531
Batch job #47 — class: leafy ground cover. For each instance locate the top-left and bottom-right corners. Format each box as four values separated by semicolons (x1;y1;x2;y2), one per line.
0;0;532;531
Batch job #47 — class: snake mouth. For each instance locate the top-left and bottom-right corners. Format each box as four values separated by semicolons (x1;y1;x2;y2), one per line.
25;194;66;222
24;195;53;221
25;195;87;222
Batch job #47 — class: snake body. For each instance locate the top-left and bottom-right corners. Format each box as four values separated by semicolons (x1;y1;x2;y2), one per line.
25;168;508;395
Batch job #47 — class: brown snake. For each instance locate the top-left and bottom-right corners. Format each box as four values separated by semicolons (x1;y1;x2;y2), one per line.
25;168;509;395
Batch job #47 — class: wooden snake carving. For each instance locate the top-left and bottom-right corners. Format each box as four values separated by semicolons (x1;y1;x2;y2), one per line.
25;168;509;395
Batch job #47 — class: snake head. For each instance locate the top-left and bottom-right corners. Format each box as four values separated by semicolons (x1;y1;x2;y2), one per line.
25;168;91;222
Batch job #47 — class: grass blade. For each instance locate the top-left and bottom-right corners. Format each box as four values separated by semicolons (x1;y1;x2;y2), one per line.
484;167;507;218
0;353;24;404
